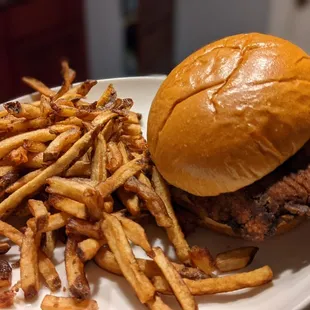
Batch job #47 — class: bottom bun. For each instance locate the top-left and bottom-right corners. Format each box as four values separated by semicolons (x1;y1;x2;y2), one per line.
197;216;305;239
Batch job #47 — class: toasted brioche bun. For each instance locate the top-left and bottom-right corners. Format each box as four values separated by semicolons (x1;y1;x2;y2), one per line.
147;33;310;197
197;214;305;238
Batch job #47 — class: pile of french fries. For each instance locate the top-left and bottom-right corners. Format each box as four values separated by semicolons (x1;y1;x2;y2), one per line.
0;62;273;309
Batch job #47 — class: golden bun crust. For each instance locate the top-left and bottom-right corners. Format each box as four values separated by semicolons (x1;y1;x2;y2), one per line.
198;215;304;238
147;33;310;196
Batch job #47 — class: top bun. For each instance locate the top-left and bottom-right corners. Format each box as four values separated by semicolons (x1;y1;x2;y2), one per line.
147;33;310;196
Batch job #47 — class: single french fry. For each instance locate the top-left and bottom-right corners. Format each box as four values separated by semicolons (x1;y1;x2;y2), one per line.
190;246;216;276
4;117;51;134
0;126;101;218
106;141;123;173
43;128;81;162
124;177;172;228
150;247;197;310
56;116;84;127
48;194;87;219
38;250;61;291
65;160;91;178
215;247;259;272
0;220;23;246
6;170;42;194
0;128;56;160
53;60;76;100
4;102;41;119
66;218;102;239
152;167;190;263
91;133;107;182
49;124;80;134
91;111;117;127
146;295;172;310
65;236;90;300
184;266;273;295
40;94;53;117
102;119;115;141
96;84;117;107
22;76;55;97
114;214;151;252
102;213;155;303
23;140;47;153
41;231;57;258
41;295;99;310
117;187;140;216
20;227;40;299
77;238;106;262
28;199;49;232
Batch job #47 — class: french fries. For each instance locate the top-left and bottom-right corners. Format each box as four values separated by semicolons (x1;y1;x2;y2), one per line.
22;76;55;97
43;128;81;162
66;218;102;239
215;247;259;272
96;83;117;108
0;220;23;246
0;63;272;309
115;214;151;252
146;295;172;310
53;60;76;100
91;133;107;182
4;101;41;119
5;169;43;194
38;251;61;291
95;247;208;280
102;213;155;303
95;158;145;198
150;247;197;310
77;238;106;262
48;194;88;219
153;266;273;295
190;246;216;276
27;212;70;232
41;295;99;310
0;128;56;160
20;227;40;299
183;266;273;295
106;141;123;172
28;199;49;231
65;236;90;300
0;127;101;218
41;231;57;258
152;167;190;263
124;177;172;228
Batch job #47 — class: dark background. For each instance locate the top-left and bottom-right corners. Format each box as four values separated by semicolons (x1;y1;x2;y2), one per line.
0;0;309;102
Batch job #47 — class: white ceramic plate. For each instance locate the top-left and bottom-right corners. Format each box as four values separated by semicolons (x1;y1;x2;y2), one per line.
3;77;310;309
